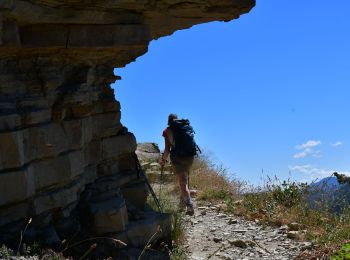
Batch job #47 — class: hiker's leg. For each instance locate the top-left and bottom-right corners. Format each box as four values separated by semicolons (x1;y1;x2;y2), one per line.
176;171;192;205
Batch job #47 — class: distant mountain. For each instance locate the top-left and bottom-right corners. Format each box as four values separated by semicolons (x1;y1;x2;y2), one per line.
306;176;350;213
311;176;340;189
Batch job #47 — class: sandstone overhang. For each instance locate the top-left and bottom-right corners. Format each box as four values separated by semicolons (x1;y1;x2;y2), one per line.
0;0;255;65
0;0;255;257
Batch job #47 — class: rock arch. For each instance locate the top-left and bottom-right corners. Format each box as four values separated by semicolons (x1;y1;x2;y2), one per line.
0;0;255;253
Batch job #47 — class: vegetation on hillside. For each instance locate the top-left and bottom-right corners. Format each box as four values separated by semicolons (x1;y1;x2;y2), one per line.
189;154;350;259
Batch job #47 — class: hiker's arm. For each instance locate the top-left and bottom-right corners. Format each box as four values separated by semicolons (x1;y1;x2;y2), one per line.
161;137;170;166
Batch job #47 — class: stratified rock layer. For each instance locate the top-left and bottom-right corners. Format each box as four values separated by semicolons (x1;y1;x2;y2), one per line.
0;0;255;252
0;0;254;65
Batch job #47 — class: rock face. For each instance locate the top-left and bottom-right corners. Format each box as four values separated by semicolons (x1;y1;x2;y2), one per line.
0;0;255;65
0;0;255;253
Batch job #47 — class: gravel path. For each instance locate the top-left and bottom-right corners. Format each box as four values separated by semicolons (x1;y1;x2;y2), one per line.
184;204;312;260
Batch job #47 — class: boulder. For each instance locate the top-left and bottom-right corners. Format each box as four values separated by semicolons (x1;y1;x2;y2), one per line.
136;143;161;162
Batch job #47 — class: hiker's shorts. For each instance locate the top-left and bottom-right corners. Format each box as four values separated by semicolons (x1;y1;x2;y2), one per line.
170;155;194;174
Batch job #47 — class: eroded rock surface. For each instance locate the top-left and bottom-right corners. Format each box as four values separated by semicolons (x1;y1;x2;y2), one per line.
0;0;255;255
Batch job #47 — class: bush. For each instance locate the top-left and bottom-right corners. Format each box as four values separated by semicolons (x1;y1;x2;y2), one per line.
331;243;350;260
270;180;305;207
0;245;14;259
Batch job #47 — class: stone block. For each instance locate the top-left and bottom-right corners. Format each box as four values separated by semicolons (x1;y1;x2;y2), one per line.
0;20;20;47
19;24;68;48
0;113;21;131
89;196;128;234
0;101;16;112
22;127;52;163
97;159;119;176
126;212;171;247
99;125;123;139
24;109;51;126
33;181;82;215
0;131;23;169
18;98;49;110
68;24;150;47
22;123;71;164
83;165;98;185
28;154;71;191
0;202;31;226
95;172;138;189
102;100;121;113
84;140;101;165
0;170;34;206
121;181;148;210
82;112;122;143
118;153;137;172
63;119;83;150
70;104;95;118
69;150;85;178
102;133;137;160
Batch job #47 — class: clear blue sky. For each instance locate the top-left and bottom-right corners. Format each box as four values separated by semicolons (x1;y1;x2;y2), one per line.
113;0;350;185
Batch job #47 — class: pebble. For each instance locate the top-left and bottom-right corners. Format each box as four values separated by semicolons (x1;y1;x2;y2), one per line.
232;229;248;233
213;237;222;243
228;218;238;224
229;239;248;248
279;225;289;231
287;231;300;239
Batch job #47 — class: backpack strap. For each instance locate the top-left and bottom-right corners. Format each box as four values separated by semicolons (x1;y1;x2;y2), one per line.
196;145;202;154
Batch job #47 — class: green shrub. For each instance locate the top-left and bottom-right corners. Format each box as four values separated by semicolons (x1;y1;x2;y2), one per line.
331;243;350;260
0;244;14;258
268;179;306;207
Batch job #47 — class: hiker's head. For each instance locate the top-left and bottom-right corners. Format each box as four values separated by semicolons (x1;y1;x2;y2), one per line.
168;113;178;125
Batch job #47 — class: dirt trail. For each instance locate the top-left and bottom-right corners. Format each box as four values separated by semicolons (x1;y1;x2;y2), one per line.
147;164;311;260
183;202;311;260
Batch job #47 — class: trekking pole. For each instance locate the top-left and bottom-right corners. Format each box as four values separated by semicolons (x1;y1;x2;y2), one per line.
134;154;163;213
159;164;164;201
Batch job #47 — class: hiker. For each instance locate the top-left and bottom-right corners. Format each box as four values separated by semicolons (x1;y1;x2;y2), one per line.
160;113;199;215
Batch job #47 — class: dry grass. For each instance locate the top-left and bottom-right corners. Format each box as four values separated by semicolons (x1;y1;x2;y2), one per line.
190;154;244;203
190;155;350;259
147;179;187;260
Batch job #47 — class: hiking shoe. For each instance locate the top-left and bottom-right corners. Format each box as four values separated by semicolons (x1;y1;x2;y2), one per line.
185;205;194;216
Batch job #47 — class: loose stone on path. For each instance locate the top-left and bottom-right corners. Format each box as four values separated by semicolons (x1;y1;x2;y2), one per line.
184;203;307;259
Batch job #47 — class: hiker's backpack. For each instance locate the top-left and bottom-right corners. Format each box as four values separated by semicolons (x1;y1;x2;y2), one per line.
169;119;200;157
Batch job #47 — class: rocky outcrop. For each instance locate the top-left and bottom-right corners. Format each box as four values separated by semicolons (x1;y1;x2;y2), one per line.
136;142;161;162
0;0;255;255
0;0;255;65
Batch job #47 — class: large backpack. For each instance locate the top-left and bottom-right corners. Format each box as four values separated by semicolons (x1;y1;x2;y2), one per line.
169;119;200;157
